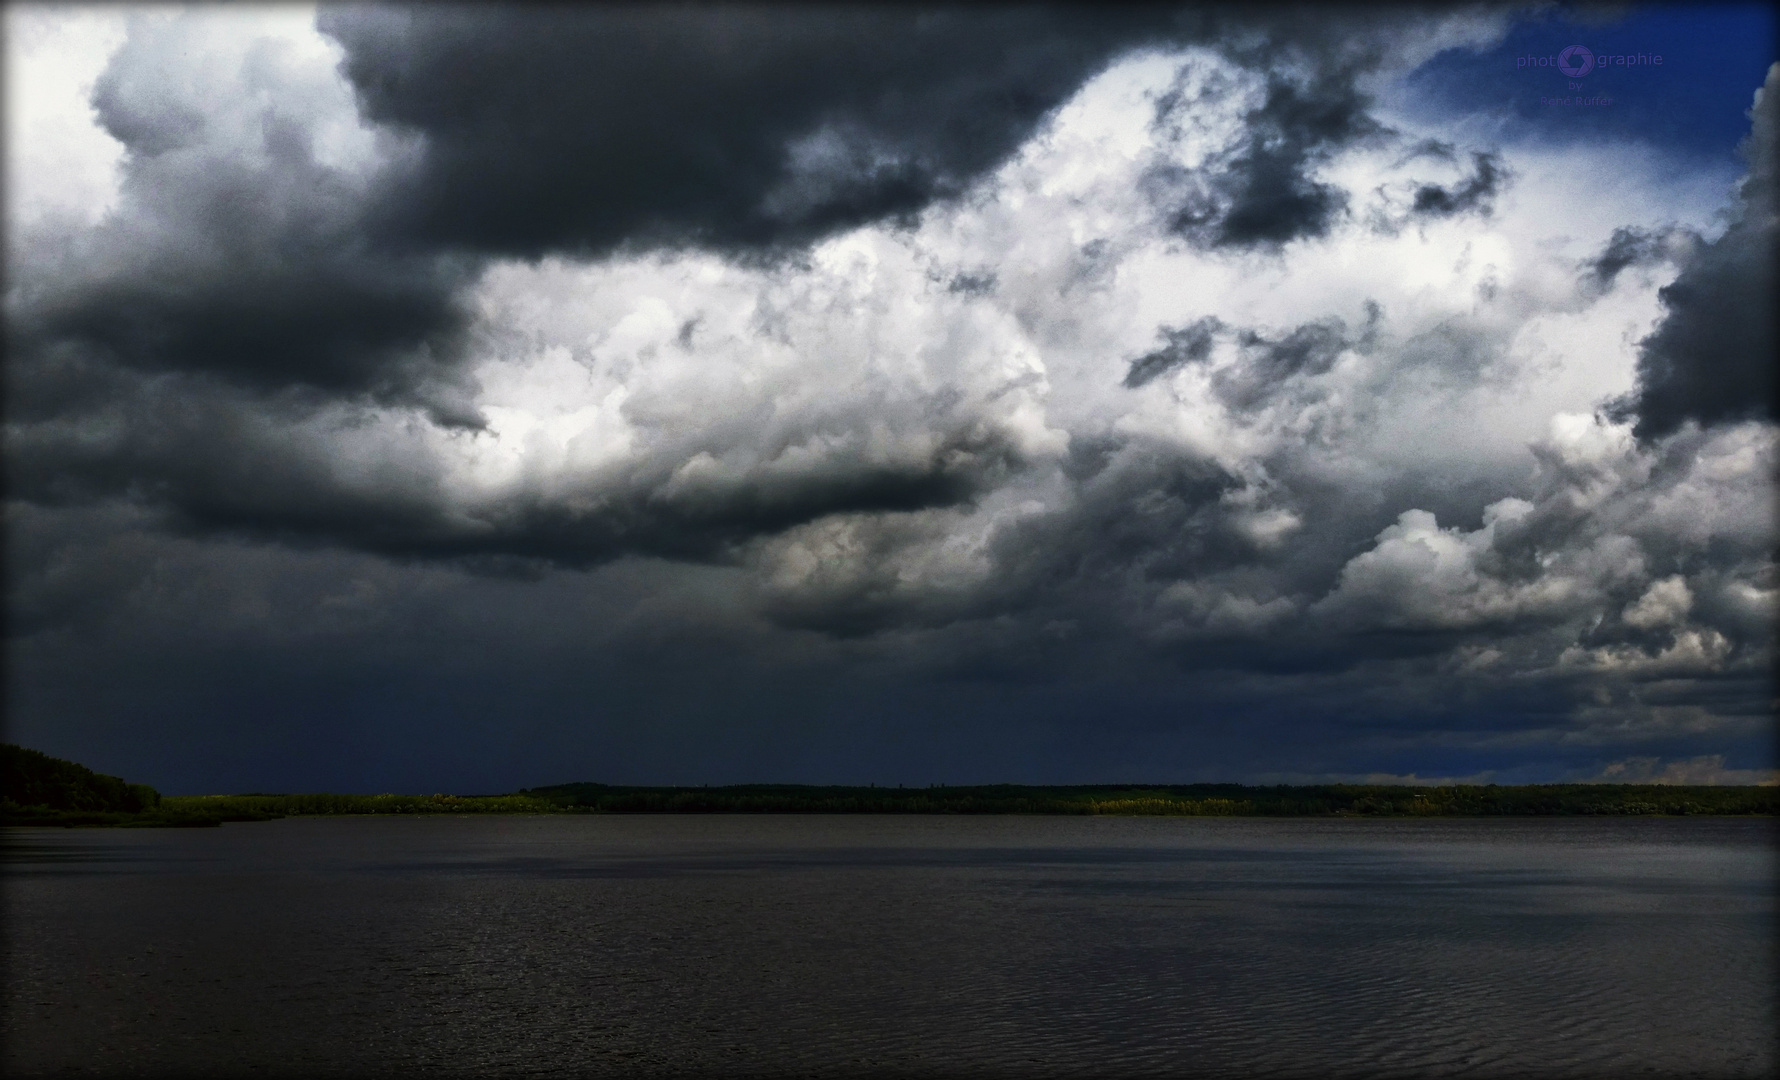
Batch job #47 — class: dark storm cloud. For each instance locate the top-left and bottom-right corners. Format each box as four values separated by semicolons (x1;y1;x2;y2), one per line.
7;7;1170;570
317;7;1189;259
3;383;454;548
5;374;1024;568
1399;137;1458;163
8;6;1773;792
12;6;1478;592
322;7;1473;260
1616;63;1778;440
1216;73;1378;244
7;6;1485;470
9;8;1197;439
1124;317;1223;387
1163;65;1386;247
1124;307;1377;408
1214;311;1371;410
1408;151;1503;217
3;17;478;420
752;432;1260;641
8;4;1441;572
2;499;1619;794
993;441;1262;589
1584;225;1683;288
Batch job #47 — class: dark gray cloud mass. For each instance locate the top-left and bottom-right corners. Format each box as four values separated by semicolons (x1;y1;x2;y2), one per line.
317;6;1479;260
1409;151;1503;217
5;373;1025;567
1206;71;1380;245
1585;225;1686;289
1155;67;1379;247
4;6;1774;792
1125;317;1223;387
318;7;1188;258
7;13;475;414
13;8;1200;452
6;5;1505;564
11;5;1182;563
1617;63;1778;440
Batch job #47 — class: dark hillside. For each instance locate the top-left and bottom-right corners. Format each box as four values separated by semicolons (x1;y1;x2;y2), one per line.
2;743;160;818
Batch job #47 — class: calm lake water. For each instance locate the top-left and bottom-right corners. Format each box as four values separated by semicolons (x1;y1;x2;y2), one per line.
3;815;1773;1078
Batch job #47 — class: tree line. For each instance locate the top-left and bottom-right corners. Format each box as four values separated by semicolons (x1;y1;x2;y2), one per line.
4;745;1774;827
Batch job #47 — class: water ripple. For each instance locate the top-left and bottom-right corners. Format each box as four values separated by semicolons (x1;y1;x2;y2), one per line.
3;816;1772;1078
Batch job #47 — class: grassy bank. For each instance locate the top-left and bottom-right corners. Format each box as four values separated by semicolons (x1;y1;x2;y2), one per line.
161;792;560;823
2;792;561;828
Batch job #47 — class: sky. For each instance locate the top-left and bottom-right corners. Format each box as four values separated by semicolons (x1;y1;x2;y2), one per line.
4;3;1775;794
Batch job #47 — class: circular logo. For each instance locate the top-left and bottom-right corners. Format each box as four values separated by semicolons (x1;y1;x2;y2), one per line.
1558;45;1594;77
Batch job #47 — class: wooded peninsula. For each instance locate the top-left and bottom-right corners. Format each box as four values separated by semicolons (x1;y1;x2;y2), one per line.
4;744;1774;827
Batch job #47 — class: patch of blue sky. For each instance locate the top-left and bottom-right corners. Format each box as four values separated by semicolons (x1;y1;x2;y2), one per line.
1395;3;1776;165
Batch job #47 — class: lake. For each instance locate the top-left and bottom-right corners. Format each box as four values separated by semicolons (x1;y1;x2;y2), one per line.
3;815;1772;1078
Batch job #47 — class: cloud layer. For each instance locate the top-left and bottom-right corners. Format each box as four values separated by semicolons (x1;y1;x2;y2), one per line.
1615;64;1778;438
4;6;1773;790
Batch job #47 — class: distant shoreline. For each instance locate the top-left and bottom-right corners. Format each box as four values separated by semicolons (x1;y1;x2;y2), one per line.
6;781;1774;828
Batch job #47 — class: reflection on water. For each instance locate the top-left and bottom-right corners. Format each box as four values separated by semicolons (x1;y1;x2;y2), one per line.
3;815;1773;1078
